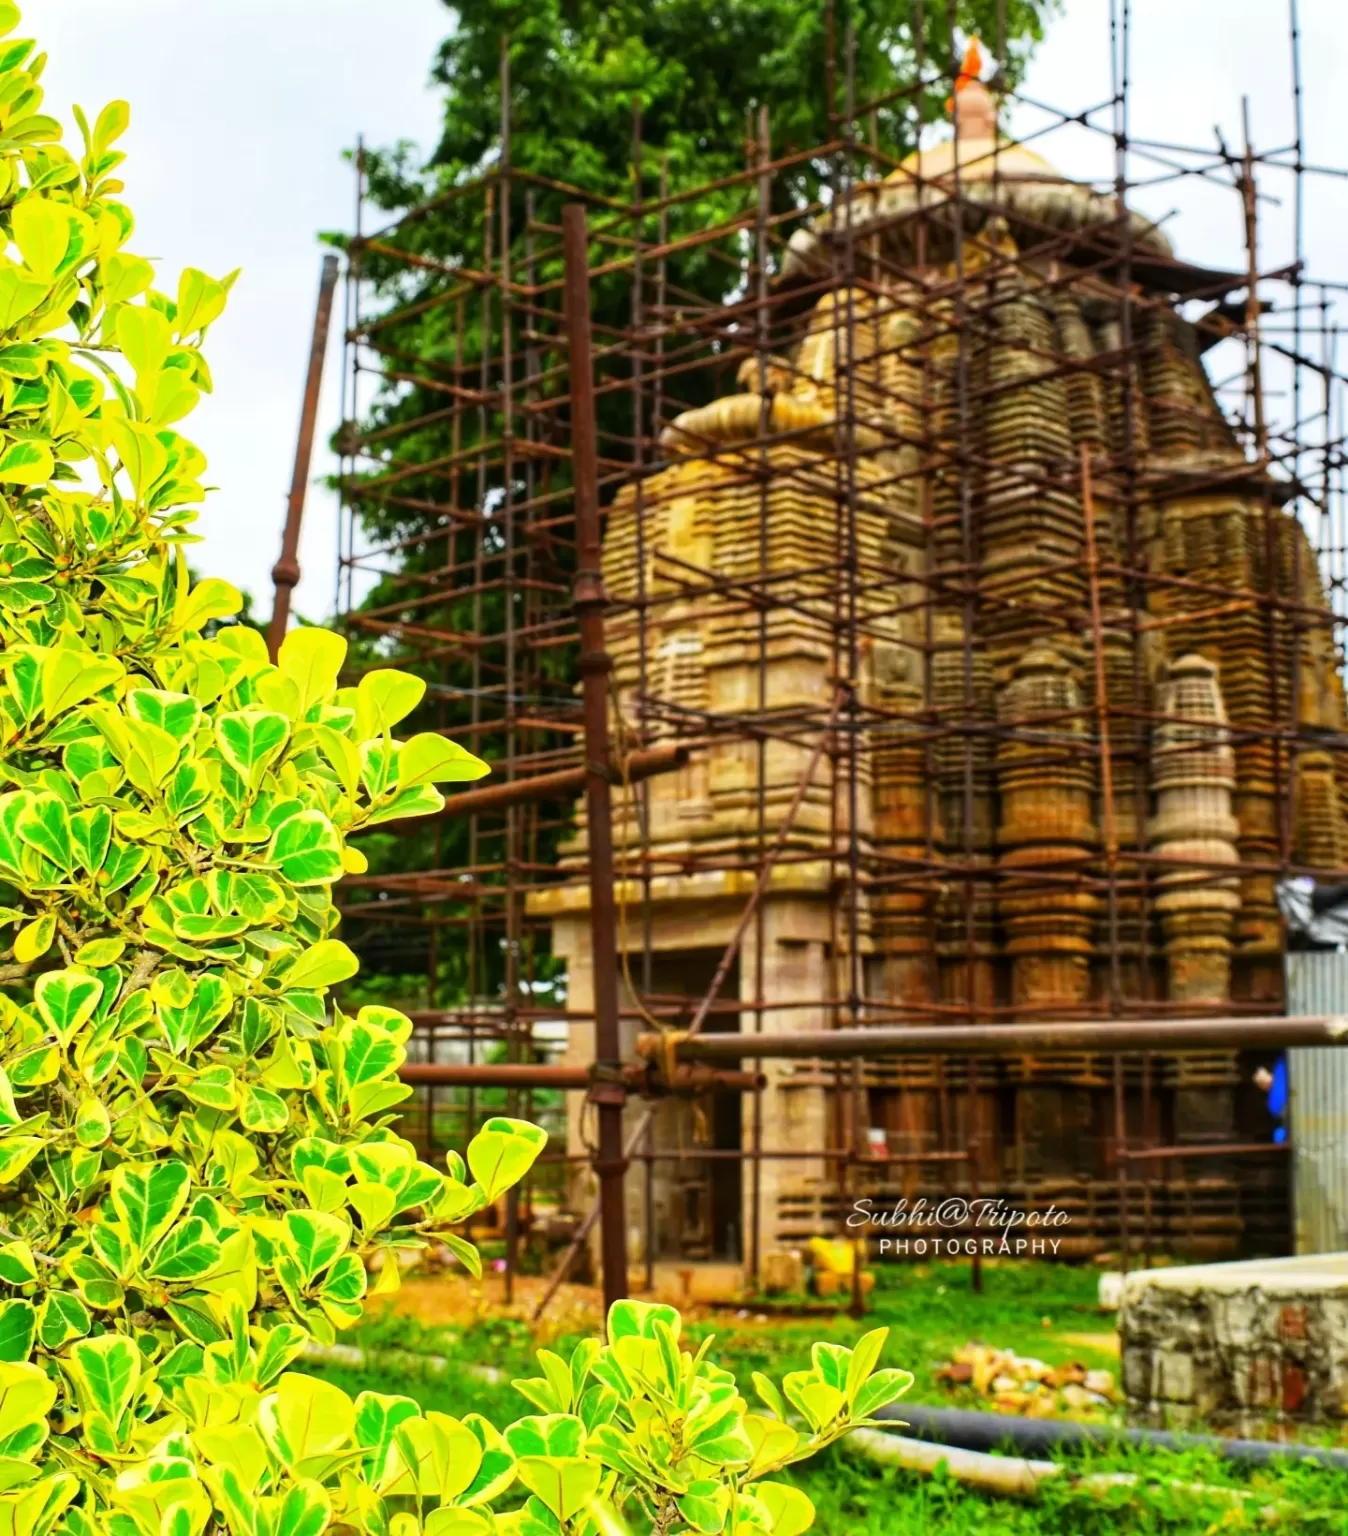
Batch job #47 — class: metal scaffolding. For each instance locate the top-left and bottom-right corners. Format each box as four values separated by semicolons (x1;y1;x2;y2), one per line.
322;2;1348;1308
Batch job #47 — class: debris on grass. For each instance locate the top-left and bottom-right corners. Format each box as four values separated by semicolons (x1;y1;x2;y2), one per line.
936;1342;1118;1417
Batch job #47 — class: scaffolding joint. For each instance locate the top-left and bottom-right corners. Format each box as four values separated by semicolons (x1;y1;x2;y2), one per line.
588;1059;628;1106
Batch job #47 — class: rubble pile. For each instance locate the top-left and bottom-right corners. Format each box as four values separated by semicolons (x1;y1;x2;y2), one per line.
936;1343;1118;1418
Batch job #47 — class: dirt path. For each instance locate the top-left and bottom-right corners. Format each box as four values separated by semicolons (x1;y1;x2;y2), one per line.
1054;1330;1121;1357
371;1271;606;1343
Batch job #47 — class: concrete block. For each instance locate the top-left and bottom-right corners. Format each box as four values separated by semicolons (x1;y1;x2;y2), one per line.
1120;1251;1348;1433
1156;1350;1194;1403
1121;1348;1151;1400
761;1248;803;1295
1098;1272;1123;1311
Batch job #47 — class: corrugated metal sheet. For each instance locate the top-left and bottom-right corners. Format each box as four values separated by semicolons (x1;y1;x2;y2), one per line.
1287;951;1348;1254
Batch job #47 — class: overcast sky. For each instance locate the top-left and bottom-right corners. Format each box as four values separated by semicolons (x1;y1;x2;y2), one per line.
27;0;449;624
24;0;1348;626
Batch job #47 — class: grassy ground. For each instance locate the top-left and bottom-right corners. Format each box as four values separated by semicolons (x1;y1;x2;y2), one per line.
306;1261;1348;1533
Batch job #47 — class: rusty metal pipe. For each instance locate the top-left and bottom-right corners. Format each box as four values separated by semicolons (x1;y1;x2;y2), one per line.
563;202;628;1317
268;254;340;660
401;1063;593;1088
398;1061;763;1093
354;743;688;833
1118;1141;1291;1162
653;1016;1348;1062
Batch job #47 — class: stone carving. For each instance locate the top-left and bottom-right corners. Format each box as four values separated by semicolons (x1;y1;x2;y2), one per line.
996;645;1100;1010
1148;655;1240;1003
534;50;1348;1260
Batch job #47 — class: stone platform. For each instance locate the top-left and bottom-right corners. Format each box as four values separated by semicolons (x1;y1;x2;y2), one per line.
1120;1252;1348;1433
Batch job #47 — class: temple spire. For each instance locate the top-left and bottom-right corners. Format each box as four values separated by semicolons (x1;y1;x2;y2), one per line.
949;37;998;140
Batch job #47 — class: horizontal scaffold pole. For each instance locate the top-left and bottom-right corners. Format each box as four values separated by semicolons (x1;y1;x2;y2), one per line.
397;1061;762;1092
649;1015;1348;1061
353;743;688;832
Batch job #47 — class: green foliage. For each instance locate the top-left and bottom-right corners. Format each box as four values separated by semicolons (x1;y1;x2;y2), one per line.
0;6;597;1532
312;1268;1348;1536
417;0;1051;223
546;1297;912;1534
277;1299;911;1536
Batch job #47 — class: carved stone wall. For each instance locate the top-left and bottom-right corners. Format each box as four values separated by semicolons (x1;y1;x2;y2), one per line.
1149;654;1241;1004
532;74;1348;1263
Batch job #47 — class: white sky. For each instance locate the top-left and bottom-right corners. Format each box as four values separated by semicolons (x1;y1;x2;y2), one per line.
22;0;1348;625
1008;0;1348;523
27;0;448;624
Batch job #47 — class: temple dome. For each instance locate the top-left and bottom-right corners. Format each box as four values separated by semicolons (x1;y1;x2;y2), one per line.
783;64;1184;283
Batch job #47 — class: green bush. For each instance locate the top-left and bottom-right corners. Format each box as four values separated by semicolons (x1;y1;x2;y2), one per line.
299;1299;912;1536
0;8;911;1532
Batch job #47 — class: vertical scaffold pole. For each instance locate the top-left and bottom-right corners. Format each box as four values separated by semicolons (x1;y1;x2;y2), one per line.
562;202;629;1318
268;253;339;660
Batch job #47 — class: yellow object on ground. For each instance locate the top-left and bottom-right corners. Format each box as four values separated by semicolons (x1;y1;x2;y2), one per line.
808;1236;863;1273
808;1236;874;1296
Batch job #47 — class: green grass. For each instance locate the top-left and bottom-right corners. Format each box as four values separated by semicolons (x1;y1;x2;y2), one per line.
691;1261;1117;1410
305;1263;1348;1533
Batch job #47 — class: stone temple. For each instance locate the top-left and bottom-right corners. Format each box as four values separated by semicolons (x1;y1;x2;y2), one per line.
529;61;1348;1269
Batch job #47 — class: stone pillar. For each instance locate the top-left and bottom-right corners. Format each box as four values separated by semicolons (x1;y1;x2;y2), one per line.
1148;654;1240;1004
871;648;938;1007
739;903;833;1254
869;647;941;1169
931;613;1000;1016
995;645;1100;1012
1295;750;1348;870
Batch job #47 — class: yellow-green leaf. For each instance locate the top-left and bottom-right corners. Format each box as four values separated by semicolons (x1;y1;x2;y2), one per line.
102;252;153;306
74;1094;110;1148
0;1360;56;1437
285;939;358;991
42;647;122;718
74;937;125;967
278;627;346;717
398;732;489;787
176;267;229;337
466;1118;548;1205
93;100;131;153
146;367;199;425
34;968;104;1045
0;439;52;485
354;669;425;741
0;268;50;331
13;913;54;963
313;725;360;798
0;1139;42;1185
106;416;167;497
11;199;70;280
116;304;172;379
268;1372;355;1468
178;576;242;632
754;1483;815;1536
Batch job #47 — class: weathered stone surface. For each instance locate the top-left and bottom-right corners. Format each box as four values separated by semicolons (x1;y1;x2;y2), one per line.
532;68;1348;1270
1120;1252;1348;1432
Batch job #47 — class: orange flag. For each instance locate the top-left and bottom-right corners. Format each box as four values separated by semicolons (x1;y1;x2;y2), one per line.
946;37;985;113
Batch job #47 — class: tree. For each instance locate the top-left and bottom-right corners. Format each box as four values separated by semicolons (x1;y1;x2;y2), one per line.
337;0;1059;1010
